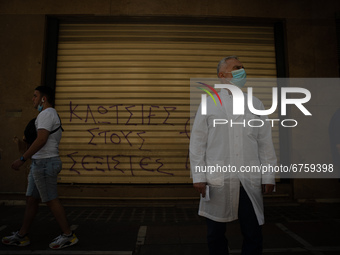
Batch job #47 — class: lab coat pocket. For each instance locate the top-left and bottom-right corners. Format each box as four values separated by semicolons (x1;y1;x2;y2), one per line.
206;160;224;187
245;113;260;139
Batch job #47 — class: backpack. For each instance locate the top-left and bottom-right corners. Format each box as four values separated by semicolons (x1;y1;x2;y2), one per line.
24;116;63;146
24;118;37;146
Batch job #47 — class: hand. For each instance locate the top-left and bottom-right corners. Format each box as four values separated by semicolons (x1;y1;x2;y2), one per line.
262;184;275;195
11;159;24;171
13;136;19;144
193;182;207;197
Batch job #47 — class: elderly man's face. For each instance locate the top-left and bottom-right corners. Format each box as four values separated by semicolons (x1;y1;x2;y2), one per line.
218;58;245;80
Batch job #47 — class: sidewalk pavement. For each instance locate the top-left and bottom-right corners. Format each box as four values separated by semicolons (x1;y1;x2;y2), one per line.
0;201;339;255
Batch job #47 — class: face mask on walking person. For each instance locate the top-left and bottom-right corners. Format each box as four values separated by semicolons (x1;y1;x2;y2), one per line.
38;104;43;112
38;98;44;112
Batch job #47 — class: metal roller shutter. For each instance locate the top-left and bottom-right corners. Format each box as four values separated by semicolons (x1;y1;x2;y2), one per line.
55;22;279;184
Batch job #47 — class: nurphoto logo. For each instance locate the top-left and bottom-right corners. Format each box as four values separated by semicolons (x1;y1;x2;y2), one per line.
198;83;312;128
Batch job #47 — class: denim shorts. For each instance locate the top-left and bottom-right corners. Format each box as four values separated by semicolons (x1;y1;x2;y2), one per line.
26;157;62;203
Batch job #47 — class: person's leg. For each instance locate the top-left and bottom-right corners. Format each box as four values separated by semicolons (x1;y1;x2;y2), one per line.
19;196;40;236
19;162;41;236
47;198;78;250
206;218;229;255
238;187;262;255
46;198;71;235
33;157;71;235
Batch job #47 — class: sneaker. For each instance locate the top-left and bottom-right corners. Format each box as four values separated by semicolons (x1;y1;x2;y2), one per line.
49;232;78;249
2;231;30;246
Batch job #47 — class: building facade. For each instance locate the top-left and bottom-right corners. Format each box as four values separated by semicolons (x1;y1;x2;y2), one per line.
1;0;340;204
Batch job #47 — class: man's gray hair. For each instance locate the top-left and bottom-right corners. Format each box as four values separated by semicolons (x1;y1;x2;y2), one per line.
216;56;239;76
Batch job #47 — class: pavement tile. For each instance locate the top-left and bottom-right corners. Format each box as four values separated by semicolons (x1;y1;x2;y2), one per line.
263;223;303;249
178;225;207;244
282;221;340;247
145;225;181;245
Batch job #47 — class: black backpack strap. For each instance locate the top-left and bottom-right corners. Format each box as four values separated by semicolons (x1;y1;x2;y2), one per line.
50;114;64;134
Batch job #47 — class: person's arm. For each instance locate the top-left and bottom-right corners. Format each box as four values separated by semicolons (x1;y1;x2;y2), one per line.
11;129;49;170
190;105;209;197
256;100;277;195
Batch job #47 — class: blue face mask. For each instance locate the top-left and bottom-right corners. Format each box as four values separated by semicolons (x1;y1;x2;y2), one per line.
38;104;43;112
231;68;247;88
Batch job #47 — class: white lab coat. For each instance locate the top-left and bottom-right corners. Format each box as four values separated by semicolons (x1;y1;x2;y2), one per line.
190;89;276;225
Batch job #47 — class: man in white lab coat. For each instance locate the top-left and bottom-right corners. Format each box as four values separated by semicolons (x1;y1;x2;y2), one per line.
190;56;276;255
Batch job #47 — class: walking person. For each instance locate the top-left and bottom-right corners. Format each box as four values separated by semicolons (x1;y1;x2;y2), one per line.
2;86;78;249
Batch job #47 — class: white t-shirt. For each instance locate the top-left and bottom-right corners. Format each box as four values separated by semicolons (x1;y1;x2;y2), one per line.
32;108;62;159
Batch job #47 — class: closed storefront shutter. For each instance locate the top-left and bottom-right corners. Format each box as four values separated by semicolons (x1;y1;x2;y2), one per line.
55;22;278;184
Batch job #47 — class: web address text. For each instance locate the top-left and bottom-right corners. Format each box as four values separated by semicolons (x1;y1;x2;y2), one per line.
195;164;334;174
